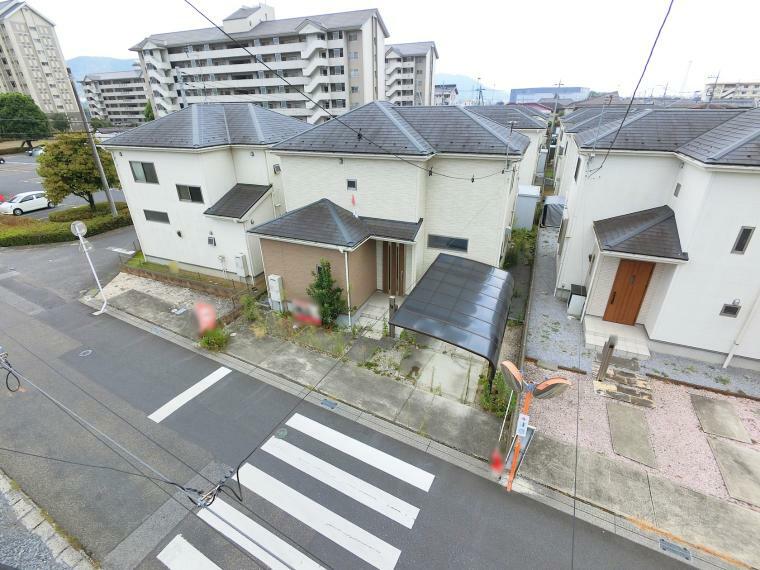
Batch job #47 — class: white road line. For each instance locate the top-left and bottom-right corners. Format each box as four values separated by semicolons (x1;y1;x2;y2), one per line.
148;367;231;423
262;437;419;529
286;414;435;492
157;534;222;570
198;498;324;570
237;463;401;570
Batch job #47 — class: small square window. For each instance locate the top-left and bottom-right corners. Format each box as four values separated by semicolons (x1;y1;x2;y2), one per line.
674;182;681;197
346;179;357;191
144;209;169;223
176;184;203;203
720;303;741;317
130;161;158;184
731;226;754;254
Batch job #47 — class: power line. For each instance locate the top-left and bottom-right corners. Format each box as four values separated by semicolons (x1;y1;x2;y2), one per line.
182;0;516;182
587;0;675;176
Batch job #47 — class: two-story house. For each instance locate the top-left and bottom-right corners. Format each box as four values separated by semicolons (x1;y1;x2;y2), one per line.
554;107;760;370
102;103;311;280
250;101;529;311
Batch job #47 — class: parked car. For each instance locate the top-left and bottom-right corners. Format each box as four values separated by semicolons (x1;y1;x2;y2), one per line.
0;191;53;215
26;146;45;157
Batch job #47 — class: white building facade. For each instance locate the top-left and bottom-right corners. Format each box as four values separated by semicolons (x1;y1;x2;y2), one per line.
385;42;437;106
0;0;77;116
82;69;148;126
703;80;760;103
434;83;457;106
555;108;760;369
132;5;388;123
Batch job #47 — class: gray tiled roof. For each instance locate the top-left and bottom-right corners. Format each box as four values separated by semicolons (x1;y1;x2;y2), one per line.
466;105;547;130
575;109;745;152
273;101;530;156
132;9;388;50
204;183;271;219
225;6;260;20
0;0;20;19
386;41;438;58
250;198;422;247
102;103;310;149
594;206;688;260
561;107;648;133
678;108;760;166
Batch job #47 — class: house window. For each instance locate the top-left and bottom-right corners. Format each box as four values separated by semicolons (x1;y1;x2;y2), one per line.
144;209;169;223
346;179;357;191
573;157;582;182
720;303;741;317
428;234;468;252
350;86;359;93
350;68;359;78
348;32;358;41
176;184;203;203
674;182;681;197
130;161;158;183
731;226;754;254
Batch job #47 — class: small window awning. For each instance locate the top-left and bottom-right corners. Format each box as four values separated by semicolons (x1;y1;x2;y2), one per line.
389;253;514;371
204;183;271;219
593;205;689;261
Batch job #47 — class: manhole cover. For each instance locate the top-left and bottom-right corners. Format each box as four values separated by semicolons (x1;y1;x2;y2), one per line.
79;349;92;357
275;428;288;439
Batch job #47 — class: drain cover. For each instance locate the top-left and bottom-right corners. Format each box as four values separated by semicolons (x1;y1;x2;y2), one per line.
78;349;92;357
659;539;691;561
275;428;288;439
320;399;337;410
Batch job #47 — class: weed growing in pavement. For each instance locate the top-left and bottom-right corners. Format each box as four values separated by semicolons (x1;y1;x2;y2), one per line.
199;327;230;351
715;375;731;386
241;294;261;322
479;370;517;416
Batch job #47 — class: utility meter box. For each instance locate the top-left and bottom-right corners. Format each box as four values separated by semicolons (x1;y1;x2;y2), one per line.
233;253;249;277
268;274;284;311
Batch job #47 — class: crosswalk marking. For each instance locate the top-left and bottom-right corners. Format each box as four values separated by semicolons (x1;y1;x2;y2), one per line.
157;535;222;570
148;367;231;423
286;413;435;492
237;463;401;570
262;436;420;529
198;498;324;570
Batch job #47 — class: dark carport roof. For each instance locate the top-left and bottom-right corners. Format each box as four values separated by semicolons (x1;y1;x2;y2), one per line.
389;254;514;370
204;183;271;219
593;205;688;260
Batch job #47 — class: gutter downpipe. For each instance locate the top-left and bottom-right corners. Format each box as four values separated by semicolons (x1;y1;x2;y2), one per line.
581;247;603;322
723;287;760;368
342;249;352;327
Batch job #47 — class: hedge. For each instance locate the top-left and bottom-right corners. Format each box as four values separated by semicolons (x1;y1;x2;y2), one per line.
0;210;132;247
48;201;129;222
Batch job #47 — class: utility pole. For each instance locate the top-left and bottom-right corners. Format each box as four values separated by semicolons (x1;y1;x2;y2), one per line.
67;68;118;218
707;72;720;108
549;79;563;147
476;77;485;106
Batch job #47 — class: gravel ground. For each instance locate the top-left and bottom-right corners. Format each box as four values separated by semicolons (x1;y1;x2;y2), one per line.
524;362;760;510
0;492;67;570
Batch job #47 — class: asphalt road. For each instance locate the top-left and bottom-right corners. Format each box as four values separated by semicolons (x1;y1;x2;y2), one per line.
0;232;688;569
0;153;125;219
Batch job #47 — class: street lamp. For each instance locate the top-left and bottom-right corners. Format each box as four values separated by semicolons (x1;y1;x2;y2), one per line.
71;220;107;315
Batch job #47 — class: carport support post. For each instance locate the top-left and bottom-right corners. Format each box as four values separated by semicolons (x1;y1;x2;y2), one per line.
67;69;118;218
388;296;396;338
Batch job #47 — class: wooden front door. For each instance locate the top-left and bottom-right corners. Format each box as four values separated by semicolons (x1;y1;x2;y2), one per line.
382;242;405;296
603;260;655;325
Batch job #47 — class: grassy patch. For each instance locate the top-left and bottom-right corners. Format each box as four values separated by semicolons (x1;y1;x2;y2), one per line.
199;327;230;351
503;227;537;269
48;201;129;222
241;294;261;323
479;370;518;416
125;251;242;290
0;204;132;246
714;374;731;386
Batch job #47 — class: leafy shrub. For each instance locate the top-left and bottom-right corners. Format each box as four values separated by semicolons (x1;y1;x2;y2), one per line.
199;326;230;351
0;209;132;247
306;259;347;327
48;201;129;222
241;294;260;322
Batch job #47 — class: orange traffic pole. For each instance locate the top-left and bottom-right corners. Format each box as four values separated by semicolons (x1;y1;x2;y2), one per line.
506;390;533;492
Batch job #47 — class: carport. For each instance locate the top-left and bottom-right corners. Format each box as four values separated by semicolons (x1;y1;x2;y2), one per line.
389;254;514;390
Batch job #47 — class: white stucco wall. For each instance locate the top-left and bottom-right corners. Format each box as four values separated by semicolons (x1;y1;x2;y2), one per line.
111;146;275;277
516;129;543;185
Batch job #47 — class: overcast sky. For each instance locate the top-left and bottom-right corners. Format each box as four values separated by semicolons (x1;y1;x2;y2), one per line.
34;0;757;98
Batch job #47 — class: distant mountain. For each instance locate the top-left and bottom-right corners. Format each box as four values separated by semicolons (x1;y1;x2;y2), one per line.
66;56;138;81
434;73;509;104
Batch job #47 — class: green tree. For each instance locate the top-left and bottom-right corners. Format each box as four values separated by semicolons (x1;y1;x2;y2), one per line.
37;132;119;211
49;112;70;132
90;117;111;130
143;102;154;121
306;259;347;327
0;92;50;147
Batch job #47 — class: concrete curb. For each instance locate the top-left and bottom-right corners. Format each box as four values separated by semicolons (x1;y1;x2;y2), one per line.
79;297;740;569
0;468;98;570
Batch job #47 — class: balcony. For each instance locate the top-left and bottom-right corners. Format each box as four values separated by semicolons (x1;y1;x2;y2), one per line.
300;35;327;59
303;57;326;77
169;43;305;63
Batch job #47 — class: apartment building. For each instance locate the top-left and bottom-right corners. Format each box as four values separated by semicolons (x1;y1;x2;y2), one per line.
434;83;458;106
384;41;437;106
0;0;77;116
131;5;388;123
703;80;760;103
82;68;148;126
